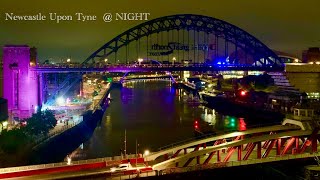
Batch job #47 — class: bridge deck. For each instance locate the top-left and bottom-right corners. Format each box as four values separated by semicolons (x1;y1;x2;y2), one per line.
153;130;311;170
146;125;300;161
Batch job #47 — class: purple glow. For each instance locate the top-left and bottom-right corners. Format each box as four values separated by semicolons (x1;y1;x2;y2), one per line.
3;45;39;119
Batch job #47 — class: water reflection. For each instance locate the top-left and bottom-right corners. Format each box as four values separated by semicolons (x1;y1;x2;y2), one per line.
200;109;247;134
69;81;249;161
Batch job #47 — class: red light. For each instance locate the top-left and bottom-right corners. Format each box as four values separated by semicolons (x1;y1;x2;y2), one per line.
239;118;247;131
240;91;246;96
195;121;198;124
194;125;198;129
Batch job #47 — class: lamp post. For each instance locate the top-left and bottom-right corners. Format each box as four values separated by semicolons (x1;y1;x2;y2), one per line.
67;155;72;165
124;129;127;159
172;57;176;66
136;139;138;167
138;58;143;66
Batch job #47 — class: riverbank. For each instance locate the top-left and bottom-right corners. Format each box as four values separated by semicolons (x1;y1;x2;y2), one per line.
202;95;284;124
174;82;284;124
0;82;115;168
27;83;115;165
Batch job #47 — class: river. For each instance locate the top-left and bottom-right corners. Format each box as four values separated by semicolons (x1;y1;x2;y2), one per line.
69;80;262;161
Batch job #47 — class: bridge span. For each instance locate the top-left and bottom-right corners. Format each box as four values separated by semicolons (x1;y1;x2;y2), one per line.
1;119;320;179
31;64;284;73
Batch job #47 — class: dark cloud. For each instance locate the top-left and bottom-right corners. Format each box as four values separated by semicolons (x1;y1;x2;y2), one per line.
1;0;319;61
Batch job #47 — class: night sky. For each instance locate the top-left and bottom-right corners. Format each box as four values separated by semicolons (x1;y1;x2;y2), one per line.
1;0;319;62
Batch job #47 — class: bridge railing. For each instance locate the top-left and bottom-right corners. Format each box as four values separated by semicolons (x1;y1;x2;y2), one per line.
158;122;282;151
33;119;83;145
159;152;320;176
0;154;137;174
34;63;265;69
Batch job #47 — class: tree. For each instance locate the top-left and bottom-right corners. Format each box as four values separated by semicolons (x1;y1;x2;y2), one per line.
0;128;30;154
25;110;57;136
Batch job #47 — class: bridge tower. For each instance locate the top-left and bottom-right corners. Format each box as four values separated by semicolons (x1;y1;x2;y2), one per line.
3;45;39;120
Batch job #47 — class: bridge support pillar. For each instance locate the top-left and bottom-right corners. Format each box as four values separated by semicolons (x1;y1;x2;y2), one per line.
277;139;281;155
196;156;200;164
295;137;300;154
217;150;221;162
257;142;261;159
312;138;318;153
237;146;241;161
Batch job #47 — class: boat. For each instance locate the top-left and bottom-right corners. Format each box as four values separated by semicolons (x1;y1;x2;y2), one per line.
202;93;284;123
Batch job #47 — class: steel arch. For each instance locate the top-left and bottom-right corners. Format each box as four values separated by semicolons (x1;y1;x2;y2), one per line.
83;14;282;67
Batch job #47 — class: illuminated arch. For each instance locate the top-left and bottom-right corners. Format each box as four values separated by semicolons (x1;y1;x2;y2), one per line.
83;14;282;67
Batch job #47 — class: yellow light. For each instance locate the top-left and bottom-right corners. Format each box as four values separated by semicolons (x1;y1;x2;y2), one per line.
104;58;108;62
2;121;8;127
144;150;150;156
67;58;71;63
316;61;320;65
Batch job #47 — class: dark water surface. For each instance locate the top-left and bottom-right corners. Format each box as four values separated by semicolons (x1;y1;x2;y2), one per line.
70;80;280;160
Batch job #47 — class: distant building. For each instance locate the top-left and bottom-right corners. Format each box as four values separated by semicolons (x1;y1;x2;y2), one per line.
302;47;320;63
30;47;38;66
273;50;301;63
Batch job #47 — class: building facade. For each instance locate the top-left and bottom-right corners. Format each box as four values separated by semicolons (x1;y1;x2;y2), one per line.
302;47;320;63
3;45;39;119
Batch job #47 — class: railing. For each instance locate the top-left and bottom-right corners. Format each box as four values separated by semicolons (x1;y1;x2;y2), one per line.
92;84;110;112
99;152;320;179
1;146;318;178
0;154;137;174
33;63;279;69
158;133;217;151
158;122;282;151
159;152;320;176
33;119;83;145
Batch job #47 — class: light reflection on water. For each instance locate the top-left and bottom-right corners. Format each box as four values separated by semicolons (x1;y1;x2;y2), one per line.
70;80;247;160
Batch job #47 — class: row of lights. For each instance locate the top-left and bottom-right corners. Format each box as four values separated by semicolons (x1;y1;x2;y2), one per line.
60;57;178;64
103;57;177;64
308;61;320;65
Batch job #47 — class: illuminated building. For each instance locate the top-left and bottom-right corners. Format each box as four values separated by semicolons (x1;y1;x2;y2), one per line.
3;45;39;119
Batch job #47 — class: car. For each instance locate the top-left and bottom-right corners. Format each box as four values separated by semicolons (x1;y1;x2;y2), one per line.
110;163;133;172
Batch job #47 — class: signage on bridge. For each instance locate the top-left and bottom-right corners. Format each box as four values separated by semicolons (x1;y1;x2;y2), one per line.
149;42;215;56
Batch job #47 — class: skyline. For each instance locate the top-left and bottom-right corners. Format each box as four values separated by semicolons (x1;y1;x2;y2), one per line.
1;0;320;62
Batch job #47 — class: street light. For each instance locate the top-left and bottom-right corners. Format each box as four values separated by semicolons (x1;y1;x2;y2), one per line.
172;57;176;65
144;150;150;156
104;58;108;63
67;58;71;63
56;97;65;106
67;155;72;165
138;58;143;66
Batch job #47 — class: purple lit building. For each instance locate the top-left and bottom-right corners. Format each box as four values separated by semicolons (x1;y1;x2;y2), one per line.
3;45;39;119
